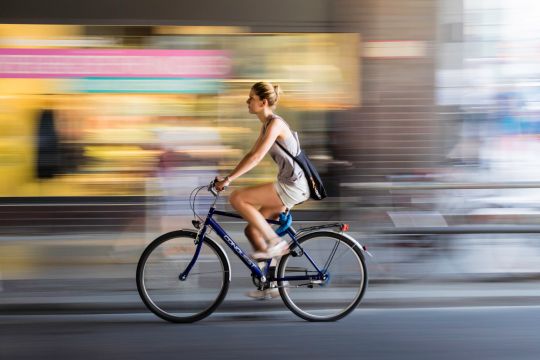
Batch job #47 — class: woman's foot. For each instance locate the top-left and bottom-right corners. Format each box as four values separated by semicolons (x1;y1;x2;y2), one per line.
245;288;280;300
251;240;289;260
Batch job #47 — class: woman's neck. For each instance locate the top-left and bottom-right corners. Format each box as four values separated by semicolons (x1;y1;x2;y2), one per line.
257;108;274;123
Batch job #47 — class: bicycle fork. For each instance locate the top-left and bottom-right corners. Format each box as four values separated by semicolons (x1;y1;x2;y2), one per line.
178;225;208;281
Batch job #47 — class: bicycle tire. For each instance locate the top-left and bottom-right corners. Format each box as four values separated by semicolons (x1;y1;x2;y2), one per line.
277;231;367;322
136;230;230;323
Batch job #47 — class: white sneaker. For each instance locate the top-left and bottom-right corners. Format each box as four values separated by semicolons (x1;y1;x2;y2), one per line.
252;240;289;260
246;288;280;300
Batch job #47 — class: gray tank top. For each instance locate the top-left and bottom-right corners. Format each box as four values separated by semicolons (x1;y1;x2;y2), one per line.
264;115;305;186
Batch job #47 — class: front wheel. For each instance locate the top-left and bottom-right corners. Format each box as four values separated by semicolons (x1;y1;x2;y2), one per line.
277;231;367;321
136;230;230;323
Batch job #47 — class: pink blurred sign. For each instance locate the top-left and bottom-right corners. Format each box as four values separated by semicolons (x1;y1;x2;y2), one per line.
0;48;231;78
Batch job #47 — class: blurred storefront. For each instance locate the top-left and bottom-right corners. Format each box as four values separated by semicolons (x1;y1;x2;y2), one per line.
0;23;359;233
0;24;359;198
0;0;444;233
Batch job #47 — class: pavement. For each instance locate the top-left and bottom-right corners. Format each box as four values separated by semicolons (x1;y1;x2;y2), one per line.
1;227;540;315
4;305;540;360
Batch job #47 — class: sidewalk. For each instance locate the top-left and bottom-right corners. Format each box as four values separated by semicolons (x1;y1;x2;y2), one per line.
2;228;540;315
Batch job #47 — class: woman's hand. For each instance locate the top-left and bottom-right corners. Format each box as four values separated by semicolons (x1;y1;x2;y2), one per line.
214;176;231;192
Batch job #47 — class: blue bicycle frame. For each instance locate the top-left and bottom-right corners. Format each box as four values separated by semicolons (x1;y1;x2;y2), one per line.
179;205;326;283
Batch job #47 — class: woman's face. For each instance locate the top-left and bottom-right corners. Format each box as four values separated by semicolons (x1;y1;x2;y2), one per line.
246;89;265;114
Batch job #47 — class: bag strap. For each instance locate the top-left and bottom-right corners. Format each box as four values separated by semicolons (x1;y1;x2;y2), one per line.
275;140;296;161
275;140;310;177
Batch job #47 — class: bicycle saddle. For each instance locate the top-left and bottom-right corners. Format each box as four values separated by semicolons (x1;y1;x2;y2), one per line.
275;212;293;236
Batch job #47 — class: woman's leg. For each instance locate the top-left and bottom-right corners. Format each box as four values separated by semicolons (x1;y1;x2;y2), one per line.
229;183;286;250
244;206;283;252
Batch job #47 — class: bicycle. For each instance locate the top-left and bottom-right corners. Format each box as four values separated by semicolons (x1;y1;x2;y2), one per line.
136;180;369;322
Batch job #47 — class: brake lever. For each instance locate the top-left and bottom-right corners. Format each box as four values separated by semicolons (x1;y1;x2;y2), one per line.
208;180;219;196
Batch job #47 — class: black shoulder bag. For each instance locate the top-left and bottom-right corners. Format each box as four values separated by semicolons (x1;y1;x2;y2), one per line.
275;140;327;201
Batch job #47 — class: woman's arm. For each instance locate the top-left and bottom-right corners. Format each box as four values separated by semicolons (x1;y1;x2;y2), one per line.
229;119;282;181
215;119;283;190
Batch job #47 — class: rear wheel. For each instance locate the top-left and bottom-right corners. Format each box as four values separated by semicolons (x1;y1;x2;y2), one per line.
277;231;367;321
136;230;230;323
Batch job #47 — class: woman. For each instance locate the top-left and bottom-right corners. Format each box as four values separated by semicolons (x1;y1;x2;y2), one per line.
214;82;310;261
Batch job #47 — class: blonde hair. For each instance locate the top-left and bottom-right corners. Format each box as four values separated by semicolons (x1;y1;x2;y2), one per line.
251;81;282;107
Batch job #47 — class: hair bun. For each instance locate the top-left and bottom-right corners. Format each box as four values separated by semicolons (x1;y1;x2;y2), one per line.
273;84;282;101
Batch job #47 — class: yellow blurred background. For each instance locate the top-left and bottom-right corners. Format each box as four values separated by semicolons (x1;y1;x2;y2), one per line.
0;24;360;198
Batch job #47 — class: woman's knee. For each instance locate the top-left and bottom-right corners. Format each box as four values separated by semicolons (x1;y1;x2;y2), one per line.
229;189;243;209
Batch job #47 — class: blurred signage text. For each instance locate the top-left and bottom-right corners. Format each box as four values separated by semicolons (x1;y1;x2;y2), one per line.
0;48;231;78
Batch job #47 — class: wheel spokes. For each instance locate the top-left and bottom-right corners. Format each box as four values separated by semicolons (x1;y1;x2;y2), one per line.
279;234;366;321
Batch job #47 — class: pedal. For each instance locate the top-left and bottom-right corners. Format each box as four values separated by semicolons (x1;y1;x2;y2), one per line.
289;246;303;257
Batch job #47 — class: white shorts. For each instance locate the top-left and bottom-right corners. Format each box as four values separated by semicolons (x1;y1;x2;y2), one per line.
274;177;310;210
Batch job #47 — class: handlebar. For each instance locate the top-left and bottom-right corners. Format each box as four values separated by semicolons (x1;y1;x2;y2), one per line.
208;178;227;197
